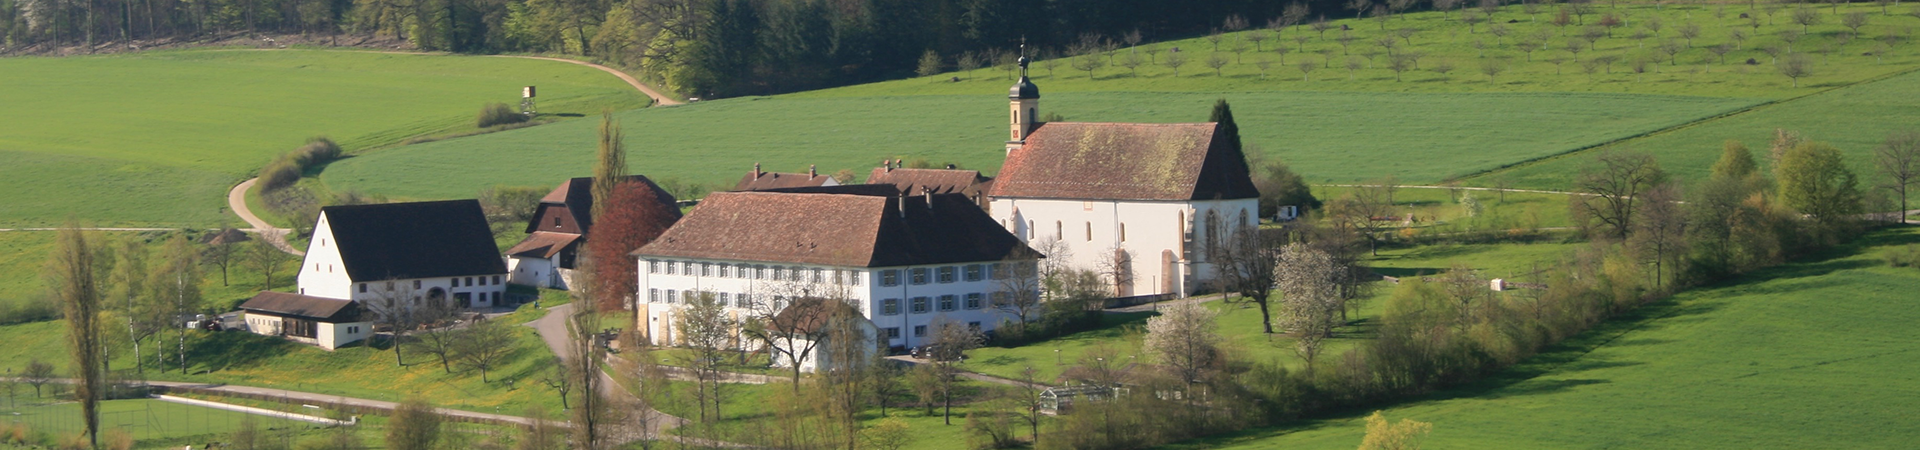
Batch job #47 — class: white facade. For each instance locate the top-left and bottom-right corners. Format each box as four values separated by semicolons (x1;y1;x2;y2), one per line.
989;197;1259;297
243;312;371;351
638;258;1035;351
508;256;572;290
770;319;880;373
297;213;509;308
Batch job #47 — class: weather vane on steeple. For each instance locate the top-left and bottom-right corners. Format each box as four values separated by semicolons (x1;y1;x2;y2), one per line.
1017;37;1030;78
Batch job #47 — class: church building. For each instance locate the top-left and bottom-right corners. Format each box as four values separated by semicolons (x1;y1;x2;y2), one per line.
987;53;1261;298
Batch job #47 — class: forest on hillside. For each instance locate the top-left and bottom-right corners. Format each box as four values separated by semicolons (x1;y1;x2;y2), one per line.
0;0;1331;96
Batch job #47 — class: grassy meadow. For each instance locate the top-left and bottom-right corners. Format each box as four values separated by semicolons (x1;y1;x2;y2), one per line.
327;1;1920;199
1483;66;1920;190
1172;227;1920;449
0;49;646;227
325;90;1753;199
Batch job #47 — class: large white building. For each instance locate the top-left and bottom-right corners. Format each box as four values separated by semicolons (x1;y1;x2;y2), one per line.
632;188;1040;359
988;57;1261;298
297;200;510;310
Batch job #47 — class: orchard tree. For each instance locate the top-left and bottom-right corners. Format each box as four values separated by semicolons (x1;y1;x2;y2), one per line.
1874;130;1920;219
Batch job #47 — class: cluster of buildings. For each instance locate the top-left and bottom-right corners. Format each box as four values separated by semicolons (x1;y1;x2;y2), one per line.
238;57;1262;370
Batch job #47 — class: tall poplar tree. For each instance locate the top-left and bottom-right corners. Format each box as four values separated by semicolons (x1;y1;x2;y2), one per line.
591;111;627;221
153;234;203;375
48;225;103;448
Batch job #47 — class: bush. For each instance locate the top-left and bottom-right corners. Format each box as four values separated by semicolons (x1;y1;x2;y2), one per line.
477;103;529;128
257;137;342;192
1885;244;1920;268
103;428;133;450
0;299;58;325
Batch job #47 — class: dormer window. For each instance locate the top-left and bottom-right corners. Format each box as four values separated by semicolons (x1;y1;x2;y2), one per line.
553;217;561;228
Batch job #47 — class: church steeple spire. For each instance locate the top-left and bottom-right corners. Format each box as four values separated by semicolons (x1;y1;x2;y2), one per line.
1007;39;1040;155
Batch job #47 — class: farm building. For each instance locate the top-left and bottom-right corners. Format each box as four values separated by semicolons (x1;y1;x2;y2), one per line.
238;291;373;350
506;176;680;289
988;56;1259;298
734;163;839;191
297;200;509;309
633;188;1040;352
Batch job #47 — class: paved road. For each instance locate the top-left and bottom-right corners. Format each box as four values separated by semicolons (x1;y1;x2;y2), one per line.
226;177;304;256
525;304;695;439
4;378;544;426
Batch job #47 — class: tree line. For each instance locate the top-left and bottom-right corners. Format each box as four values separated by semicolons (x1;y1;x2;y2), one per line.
0;0;1339;95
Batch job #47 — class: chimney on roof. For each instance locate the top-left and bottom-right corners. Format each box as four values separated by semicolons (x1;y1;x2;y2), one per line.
897;192;907;218
809;164;818;179
753;162;762;177
945;163;957;170
881;159;891;173
924;188;933;209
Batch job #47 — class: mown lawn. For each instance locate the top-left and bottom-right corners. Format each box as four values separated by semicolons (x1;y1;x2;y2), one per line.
326;90;1754;199
1170;227;1920;449
0;49;646;227
0;398;280;446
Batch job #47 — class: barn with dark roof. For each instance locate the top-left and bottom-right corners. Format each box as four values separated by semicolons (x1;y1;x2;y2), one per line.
296;199;510;309
505;175;680;289
988;55;1259;298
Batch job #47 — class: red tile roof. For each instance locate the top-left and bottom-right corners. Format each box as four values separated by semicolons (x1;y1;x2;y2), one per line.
991;122;1260;201
505;231;581;258
771;297;868;335
735;171;834;191
633;191;1036;267
865;168;991;196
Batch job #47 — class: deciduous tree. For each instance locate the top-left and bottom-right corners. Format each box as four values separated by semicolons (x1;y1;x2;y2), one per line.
1777;141;1865;225
1274;243;1343;372
1571;149;1667;240
386;395;443;450
587;180;680;315
1875;130;1920;220
1143;302;1221;392
48;225;103;447
152;233;202;375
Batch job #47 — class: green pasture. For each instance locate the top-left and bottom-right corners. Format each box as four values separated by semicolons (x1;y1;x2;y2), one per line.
0;230;299;319
0;398;300;445
804;3;1920;100
1173;227;1920;449
0;49;645;227
1484;65;1920;191
325;90;1752;199
1312;186;1577;229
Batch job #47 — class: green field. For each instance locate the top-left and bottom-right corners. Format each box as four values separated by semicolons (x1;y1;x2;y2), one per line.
805;4;1920;100
1486;66;1920;190
325;90;1755;198
0;398;301;446
0;303;566;416
0;49;645;227
1172;227;1920;449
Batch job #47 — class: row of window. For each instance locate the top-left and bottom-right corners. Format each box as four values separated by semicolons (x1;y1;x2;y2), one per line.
358;275;500;293
877;263;1022;287
881;322;982;340
648;289;778;310
647;260;864;286
877;292;1000;315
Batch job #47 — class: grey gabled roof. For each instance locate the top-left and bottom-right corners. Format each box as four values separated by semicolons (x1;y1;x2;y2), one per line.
321;200;507;281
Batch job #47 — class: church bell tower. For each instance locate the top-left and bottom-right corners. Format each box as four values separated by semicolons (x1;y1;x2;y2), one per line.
1007;43;1040;155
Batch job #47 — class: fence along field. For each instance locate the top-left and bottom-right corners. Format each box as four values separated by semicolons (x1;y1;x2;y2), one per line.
0;49;645;227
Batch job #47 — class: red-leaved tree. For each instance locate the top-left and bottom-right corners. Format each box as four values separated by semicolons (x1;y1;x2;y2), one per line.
587;180;681;313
